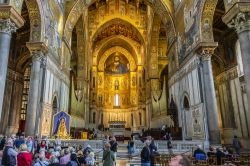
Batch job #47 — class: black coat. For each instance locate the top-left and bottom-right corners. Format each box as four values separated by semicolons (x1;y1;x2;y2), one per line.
141;147;150;163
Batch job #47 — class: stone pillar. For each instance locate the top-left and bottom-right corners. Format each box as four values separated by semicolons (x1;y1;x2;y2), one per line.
6;73;23;135
223;3;250;134
24;42;48;136
197;44;221;144
0;19;16;121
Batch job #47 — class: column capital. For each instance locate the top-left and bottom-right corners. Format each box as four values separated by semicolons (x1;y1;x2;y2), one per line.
0;19;16;35
194;42;218;60
26;42;48;67
223;2;250;33
0;5;25;29
228;12;250;34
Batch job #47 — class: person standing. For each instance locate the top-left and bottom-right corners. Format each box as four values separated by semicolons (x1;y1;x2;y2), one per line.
54;136;61;150
232;135;241;155
26;137;33;153
109;136;118;159
127;138;134;159
103;143;115;166
149;138;157;166
0;136;6;150
167;138;174;156
2;138;18;166
14;135;25;150
141;140;151;166
17;144;32;166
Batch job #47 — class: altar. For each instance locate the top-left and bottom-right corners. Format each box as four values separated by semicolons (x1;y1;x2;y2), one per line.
108;121;126;136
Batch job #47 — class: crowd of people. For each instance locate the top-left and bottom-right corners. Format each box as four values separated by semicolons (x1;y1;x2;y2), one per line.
0;134;244;166
0;135;96;166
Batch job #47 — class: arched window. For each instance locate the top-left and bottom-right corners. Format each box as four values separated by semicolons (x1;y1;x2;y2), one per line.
235;40;244;76
139;112;142;126
131;114;134;126
20;66;31;121
183;96;190;109
114;94;120;106
101;114;103;124
93;112;96;124
52;97;58;115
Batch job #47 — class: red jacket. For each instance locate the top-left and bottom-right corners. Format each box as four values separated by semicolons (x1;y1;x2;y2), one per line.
17;151;32;166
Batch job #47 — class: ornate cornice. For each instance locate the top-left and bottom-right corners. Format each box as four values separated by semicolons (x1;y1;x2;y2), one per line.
215;66;239;85
168;55;201;87
0;5;25;28
0;19;16;34
26;42;49;54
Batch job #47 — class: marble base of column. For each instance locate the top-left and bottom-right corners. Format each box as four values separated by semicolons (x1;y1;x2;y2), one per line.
209;130;221;145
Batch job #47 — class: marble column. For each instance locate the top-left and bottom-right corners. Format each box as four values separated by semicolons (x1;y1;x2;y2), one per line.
24;51;45;136
24;42;48;136
223;4;250;134
6;75;23;135
200;49;221;144
0;19;16;121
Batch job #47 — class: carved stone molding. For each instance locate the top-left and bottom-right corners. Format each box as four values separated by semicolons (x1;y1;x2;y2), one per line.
215;66;238;85
227;12;250;34
0;19;17;34
26;42;49;54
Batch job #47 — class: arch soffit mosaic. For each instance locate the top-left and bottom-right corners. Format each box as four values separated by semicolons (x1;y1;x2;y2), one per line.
91;16;145;45
24;0;44;42
90;18;145;44
199;0;219;42
93;35;140;65
98;46;137;72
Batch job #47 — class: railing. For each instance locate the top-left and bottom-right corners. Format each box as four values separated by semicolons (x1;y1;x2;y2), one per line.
134;140;203;153
50;139;203;154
